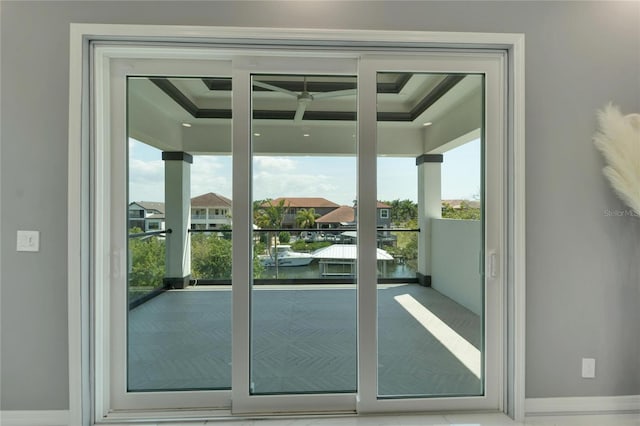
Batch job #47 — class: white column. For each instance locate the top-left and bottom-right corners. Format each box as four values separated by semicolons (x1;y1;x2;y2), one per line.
162;151;192;289
416;154;443;286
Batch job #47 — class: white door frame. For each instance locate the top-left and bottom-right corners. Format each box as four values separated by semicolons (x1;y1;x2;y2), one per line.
103;54;235;414
357;53;506;414
232;55;360;415
68;24;525;424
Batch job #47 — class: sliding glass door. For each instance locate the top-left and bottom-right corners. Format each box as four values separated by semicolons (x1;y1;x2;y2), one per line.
250;73;358;395
357;55;505;413
105;57;235;411
127;76;234;393
98;48;505;418
230;57;360;414
376;72;485;398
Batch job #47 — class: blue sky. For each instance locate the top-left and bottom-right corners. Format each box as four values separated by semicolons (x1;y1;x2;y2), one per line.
128;138;480;205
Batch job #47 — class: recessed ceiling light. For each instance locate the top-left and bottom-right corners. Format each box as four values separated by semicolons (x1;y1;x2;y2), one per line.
303;133;310;137
422;122;433;127
254;132;261;137
182;122;192;128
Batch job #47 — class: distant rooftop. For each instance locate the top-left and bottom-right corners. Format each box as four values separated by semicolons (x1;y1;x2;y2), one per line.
191;192;232;208
129;192;232;211
316;205;355;223
262;197;340;209
353;201;392;208
131;201;165;214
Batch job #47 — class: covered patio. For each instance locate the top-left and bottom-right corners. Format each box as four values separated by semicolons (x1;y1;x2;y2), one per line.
128;283;481;397
127;72;484;291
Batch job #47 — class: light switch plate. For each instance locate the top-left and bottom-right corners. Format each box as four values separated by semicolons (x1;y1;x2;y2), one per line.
582;357;596;378
17;230;40;252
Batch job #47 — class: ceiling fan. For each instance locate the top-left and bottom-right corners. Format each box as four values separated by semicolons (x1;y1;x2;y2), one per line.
253;77;356;122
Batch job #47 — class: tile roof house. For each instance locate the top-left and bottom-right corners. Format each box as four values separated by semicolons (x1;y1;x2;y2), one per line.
190;192;232;230
315;205;355;227
307;201;393;234
349;201;393;229
376;201;392;228
260;197;340;228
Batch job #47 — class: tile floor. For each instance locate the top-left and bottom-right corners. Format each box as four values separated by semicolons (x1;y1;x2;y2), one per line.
129;284;481;396
120;286;639;426
105;412;640;426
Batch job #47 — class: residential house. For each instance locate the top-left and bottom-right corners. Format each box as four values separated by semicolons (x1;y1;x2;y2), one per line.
315;205;355;229
315;201;392;229
190;192;232;230
128;193;232;232
309;201;394;245
260;197;340;228
128;201;165;232
376;201;392;229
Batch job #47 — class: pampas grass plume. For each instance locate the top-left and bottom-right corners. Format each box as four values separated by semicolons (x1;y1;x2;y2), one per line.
593;103;640;216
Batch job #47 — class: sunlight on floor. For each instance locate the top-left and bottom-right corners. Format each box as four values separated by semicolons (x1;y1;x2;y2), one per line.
394;293;481;379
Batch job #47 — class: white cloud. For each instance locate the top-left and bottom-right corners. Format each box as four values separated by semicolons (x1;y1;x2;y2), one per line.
253;157;296;172
253;170;337;200
130;158;163;179
129;155;233;202
191;156;232;198
128;159;164;201
252;156;356;204
128;154;359;205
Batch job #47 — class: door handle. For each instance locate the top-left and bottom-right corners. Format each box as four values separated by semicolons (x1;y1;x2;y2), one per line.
488;250;498;278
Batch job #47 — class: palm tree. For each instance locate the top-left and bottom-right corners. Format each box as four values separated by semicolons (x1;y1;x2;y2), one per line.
255;199;287;231
254;199;289;276
295;207;319;229
385;198;418;225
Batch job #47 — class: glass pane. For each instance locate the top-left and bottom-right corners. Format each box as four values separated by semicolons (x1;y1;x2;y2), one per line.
126;76;232;391
376;72;485;397
250;74;357;394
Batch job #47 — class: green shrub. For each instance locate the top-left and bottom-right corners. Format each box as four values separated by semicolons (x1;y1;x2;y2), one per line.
191;233;232;279
129;235;165;288
278;231;291;244
291;240;332;252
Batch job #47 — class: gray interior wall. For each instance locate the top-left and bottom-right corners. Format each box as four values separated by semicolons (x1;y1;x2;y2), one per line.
1;0;639;411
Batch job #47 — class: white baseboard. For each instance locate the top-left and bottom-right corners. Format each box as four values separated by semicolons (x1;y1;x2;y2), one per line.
526;395;640;416
0;410;70;426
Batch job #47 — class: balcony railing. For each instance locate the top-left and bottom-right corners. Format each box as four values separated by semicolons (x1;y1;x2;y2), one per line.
128;227;420;308
188;227;419;284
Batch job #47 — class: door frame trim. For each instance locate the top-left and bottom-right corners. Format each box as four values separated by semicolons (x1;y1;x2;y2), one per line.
68;24;525;424
357;53;506;415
